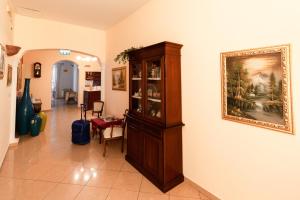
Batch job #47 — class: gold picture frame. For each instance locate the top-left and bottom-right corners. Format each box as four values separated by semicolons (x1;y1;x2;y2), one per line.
0;43;5;79
221;44;293;134
112;67;126;91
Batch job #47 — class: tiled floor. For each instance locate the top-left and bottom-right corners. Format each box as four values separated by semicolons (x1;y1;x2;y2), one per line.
0;104;211;200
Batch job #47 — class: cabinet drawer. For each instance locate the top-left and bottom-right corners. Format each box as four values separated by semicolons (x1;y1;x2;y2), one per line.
143;124;162;139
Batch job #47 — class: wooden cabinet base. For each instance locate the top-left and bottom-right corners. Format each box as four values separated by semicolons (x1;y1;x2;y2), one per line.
125;155;184;193
126;114;184;193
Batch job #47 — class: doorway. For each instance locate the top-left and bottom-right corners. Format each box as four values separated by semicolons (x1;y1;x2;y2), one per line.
51;60;79;107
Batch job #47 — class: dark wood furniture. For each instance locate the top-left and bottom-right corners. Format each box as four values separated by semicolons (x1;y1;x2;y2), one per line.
85;72;101;86
126;41;184;192
83;90;101;110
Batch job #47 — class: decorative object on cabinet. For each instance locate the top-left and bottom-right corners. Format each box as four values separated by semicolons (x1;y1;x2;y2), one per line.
33;62;41;78
16;78;34;135
84;90;101;110
126;42;184;192
221;44;293;134
114;47;142;64
0;43;5;79
5;45;21;56
7;64;12;86
112;67;126;91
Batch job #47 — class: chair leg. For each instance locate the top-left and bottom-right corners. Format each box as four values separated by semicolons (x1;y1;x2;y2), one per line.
99;129;102;144
103;141;107;157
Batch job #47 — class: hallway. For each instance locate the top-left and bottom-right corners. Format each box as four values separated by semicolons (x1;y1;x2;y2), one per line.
0;106;208;200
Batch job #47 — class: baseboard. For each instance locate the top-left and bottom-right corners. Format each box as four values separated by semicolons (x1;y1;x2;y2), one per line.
0;140;9;169
9;140;19;147
184;177;221;200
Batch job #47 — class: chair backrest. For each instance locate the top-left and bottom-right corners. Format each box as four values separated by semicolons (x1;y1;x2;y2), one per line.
93;100;104;113
122;109;129;129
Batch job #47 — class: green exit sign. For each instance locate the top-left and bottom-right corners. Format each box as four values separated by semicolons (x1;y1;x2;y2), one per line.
59;49;71;55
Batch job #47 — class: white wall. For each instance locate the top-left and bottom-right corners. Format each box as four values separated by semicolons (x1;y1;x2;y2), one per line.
22;50;102;110
106;0;300;199
0;0;16;166
13;15;106;63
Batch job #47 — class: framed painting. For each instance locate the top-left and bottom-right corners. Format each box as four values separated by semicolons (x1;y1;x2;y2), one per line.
221;44;293;134
7;64;12;86
112;67;126;91
0;43;5;79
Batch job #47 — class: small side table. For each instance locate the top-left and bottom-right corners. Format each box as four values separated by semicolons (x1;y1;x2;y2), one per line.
90;118;122;143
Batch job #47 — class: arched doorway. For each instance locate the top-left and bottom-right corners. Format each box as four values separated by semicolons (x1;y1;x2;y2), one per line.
51;60;79;107
18;49;103;111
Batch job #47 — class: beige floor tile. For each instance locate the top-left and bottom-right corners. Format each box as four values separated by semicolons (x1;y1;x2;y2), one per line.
198;193;211;200
0;177;22;200
121;161;139;173
75;186;110;200
87;169;119;188
62;167;94;185
138;192;169;200
1;105;207;200
140;177;166;194
107;188;139;200
83;156;105;169
36;164;74;182
169;181;200;198
100;158;125;171
43;183;83;200
170;196;200;200
112;171;142;191
21;162;53;180
15;180;57;200
0;161;30;179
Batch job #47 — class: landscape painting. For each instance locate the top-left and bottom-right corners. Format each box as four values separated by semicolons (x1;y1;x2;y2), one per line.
112;67;126;91
221;45;293;133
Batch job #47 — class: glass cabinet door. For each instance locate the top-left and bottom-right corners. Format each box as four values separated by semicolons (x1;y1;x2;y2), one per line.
145;58;163;119
131;62;143;114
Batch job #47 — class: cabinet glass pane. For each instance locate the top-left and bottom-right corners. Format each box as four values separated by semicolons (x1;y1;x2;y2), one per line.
131;63;142;113
146;59;162;118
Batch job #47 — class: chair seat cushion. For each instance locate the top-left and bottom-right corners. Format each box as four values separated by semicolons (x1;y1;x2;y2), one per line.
103;127;123;139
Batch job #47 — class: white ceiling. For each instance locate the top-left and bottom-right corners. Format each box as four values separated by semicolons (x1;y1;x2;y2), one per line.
9;0;151;30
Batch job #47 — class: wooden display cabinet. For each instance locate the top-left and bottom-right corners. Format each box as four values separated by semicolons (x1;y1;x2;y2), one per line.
126;41;184;192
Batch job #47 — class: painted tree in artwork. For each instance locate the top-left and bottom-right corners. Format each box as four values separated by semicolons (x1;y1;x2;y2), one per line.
269;72;276;101
277;80;283;101
227;62;249;100
119;70;124;86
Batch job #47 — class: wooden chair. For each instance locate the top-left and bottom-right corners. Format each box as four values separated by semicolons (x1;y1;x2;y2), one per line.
92;100;104;117
102;109;128;156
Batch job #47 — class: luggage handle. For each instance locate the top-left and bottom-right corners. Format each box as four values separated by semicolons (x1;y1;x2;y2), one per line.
80;104;87;121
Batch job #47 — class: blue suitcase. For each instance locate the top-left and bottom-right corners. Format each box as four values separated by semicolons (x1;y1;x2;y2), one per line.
71;104;90;145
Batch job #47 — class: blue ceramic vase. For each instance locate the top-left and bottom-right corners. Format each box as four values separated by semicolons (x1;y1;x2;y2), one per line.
30;114;42;137
16;78;34;135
